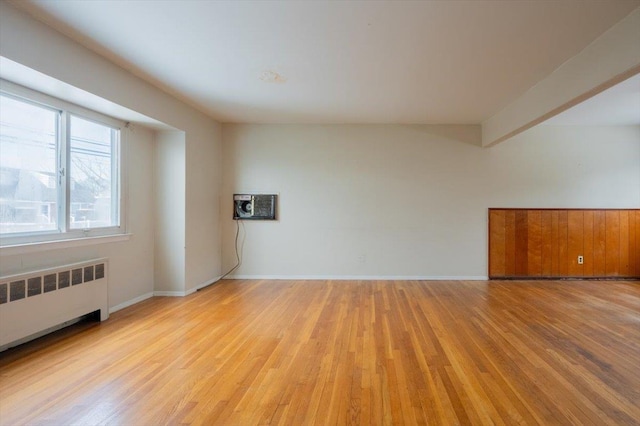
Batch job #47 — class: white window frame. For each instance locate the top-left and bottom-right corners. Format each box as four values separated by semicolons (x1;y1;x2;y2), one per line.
0;79;128;248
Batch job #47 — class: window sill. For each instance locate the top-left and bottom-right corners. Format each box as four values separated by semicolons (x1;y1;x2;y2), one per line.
0;233;132;256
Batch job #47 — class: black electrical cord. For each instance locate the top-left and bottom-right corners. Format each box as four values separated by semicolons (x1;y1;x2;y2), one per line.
220;219;242;280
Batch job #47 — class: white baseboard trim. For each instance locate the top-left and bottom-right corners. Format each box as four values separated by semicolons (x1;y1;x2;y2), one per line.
153;290;187;297
195;276;222;291
122;275;484;303
154;276;224;298
109;292;154;314
226;275;489;281
183;275;224;296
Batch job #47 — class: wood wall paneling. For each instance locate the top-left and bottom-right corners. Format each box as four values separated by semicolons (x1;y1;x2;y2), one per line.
593;211;606;277
583;211;594;277
637;211;640;276
489;210;506;277
505;210;516;276
558;211;569;277
527;210;542;277
551;211;560;276
630;211;637;276
541;211;553;276
567;211;584;277
488;209;639;279
515;211;528;276
605;211;620;277
619;211;630;276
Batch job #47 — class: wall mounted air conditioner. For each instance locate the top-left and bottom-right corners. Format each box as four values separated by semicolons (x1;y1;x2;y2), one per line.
233;194;277;220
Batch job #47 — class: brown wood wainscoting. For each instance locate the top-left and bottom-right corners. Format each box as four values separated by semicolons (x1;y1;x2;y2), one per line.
489;208;640;279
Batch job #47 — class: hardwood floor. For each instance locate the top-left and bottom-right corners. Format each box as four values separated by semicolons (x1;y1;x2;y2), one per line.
1;279;639;425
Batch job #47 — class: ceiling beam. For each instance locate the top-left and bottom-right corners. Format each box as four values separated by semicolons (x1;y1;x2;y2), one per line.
482;7;640;147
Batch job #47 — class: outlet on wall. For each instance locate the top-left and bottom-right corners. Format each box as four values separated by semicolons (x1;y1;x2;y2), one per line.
577;255;584;265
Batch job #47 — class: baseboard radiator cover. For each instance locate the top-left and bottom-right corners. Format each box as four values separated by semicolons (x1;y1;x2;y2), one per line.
0;258;109;351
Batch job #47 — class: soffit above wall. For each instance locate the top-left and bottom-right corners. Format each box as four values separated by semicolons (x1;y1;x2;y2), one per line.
0;57;176;131
543;73;640;126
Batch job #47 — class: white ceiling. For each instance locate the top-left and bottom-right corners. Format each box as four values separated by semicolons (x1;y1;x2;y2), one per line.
10;0;640;125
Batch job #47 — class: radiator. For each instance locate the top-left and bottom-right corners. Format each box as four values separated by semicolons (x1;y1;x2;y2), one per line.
0;258;109;350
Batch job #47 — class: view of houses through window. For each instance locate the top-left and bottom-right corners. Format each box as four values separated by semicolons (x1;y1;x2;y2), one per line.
69;115;117;230
0;92;120;239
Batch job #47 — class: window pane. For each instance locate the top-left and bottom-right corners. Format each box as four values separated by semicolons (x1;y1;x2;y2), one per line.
0;95;58;234
70;116;118;229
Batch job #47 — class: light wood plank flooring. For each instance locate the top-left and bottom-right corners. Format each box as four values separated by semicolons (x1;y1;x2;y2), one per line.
1;279;639;425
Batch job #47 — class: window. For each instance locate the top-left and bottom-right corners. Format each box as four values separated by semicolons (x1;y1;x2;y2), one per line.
0;95;58;234
0;86;124;246
69;115;119;230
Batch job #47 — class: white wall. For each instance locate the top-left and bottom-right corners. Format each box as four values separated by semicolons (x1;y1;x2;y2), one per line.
185;125;223;292
154;131;186;294
221;124;640;279
1;126;156;309
0;2;223;299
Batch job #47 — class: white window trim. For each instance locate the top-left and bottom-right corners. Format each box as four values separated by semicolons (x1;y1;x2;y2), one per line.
0;79;129;248
0;233;132;256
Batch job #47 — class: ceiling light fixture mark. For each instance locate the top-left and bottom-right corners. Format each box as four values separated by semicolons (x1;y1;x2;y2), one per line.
260;70;287;84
